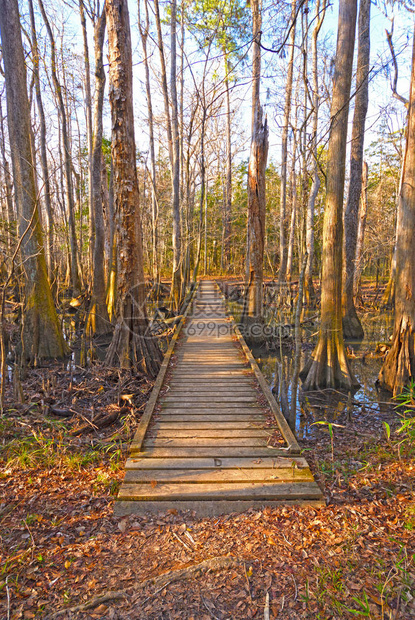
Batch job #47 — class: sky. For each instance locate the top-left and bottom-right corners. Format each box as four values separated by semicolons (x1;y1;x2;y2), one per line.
5;0;415;174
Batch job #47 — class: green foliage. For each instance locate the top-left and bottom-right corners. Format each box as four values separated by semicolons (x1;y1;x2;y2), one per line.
0;428;101;471
393;380;415;454
185;0;251;69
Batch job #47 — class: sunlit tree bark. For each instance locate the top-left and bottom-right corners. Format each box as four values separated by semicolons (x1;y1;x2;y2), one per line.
28;0;54;278
38;0;81;293
278;0;297;283
304;0;326;304
342;0;370;340
105;0;162;376
379;26;415;394
246;0;269;317
86;5;110;335
0;0;67;359
300;0;358;391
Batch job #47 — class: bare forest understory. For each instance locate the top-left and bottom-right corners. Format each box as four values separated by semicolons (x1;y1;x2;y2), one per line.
0;279;414;620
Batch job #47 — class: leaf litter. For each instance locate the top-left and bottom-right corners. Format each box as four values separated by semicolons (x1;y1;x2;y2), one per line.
0;361;414;619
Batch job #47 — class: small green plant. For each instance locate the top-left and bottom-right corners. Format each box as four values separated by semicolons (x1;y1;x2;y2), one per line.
383;421;391;442
24;513;36;526
344;592;371;616
404;504;415;531
313;421;345;462
394;381;415;455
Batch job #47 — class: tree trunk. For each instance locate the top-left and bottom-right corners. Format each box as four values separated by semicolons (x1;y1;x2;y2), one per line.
38;0;81;294
192;109;206;281
138;0;158;283
0;0;67;359
278;0;297;283
353;161;368;295
28;0;54;278
86;7;110;335
378;26;415;395
286;158;297;281
106;158;117;322
300;0;358;391
170;0;182;308
104;0;162;377
79;0;94;280
246;0;269;319
224;58;232;268
342;0;370;340
304;0;326;304
0;97;15;253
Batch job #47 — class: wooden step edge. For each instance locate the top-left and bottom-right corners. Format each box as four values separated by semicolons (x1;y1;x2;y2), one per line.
128;281;200;453
215;284;301;455
114;497;325;517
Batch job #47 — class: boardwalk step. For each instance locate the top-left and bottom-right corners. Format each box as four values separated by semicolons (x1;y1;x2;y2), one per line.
129;447;295;458
118;481;322;501
125;456;310;469
124;468;314;483
115;280;323;516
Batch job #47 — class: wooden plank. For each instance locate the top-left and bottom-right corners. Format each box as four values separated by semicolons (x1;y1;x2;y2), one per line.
130;447;293;458
177;363;247;368
174;372;253;377
123;468;314;483
167;383;255;388
114;498;324;517
153;422;267;430
127;282;199;453
147;429;271;438
217;287;301;455
160;403;259;410
159;406;263;413
154;415;266;422
162;397;258;404
125;456;310;469
143;437;271;447
117;481;323;501
164;390;255;397
118;280;322;514
158;407;264;413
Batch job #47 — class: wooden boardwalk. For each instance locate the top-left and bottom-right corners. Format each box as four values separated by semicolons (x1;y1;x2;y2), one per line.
115;281;323;516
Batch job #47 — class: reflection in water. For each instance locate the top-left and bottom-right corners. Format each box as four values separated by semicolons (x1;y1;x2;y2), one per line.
230;297;395;438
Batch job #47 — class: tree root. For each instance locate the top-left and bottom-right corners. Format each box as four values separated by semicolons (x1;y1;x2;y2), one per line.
46;556;244;617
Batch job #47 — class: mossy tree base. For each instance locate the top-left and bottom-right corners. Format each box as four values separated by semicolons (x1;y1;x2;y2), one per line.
378;315;415;395
105;296;162;378
300;332;360;391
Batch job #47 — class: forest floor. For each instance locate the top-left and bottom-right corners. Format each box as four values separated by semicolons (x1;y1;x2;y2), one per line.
0;282;414;620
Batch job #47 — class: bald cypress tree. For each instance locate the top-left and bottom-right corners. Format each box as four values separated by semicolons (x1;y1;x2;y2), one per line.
0;0;67;360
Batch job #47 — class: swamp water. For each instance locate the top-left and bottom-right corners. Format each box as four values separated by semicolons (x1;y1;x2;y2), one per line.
227;298;396;439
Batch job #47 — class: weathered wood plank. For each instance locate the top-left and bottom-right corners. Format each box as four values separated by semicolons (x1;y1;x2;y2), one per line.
146;429;271;438
160;406;260;413
162;397;258;404
125;283;199;454
166;386;255;392
114;498;324;517
123;468;314;483
117;481;323;501
116;280;322;515
153;422;267;430
163;390;255;398
125;456;310;469
154;414;266;422
143;437;272;447
129;447;293;458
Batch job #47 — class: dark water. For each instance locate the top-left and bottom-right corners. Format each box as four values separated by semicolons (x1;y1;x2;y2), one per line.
228;298;396;438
